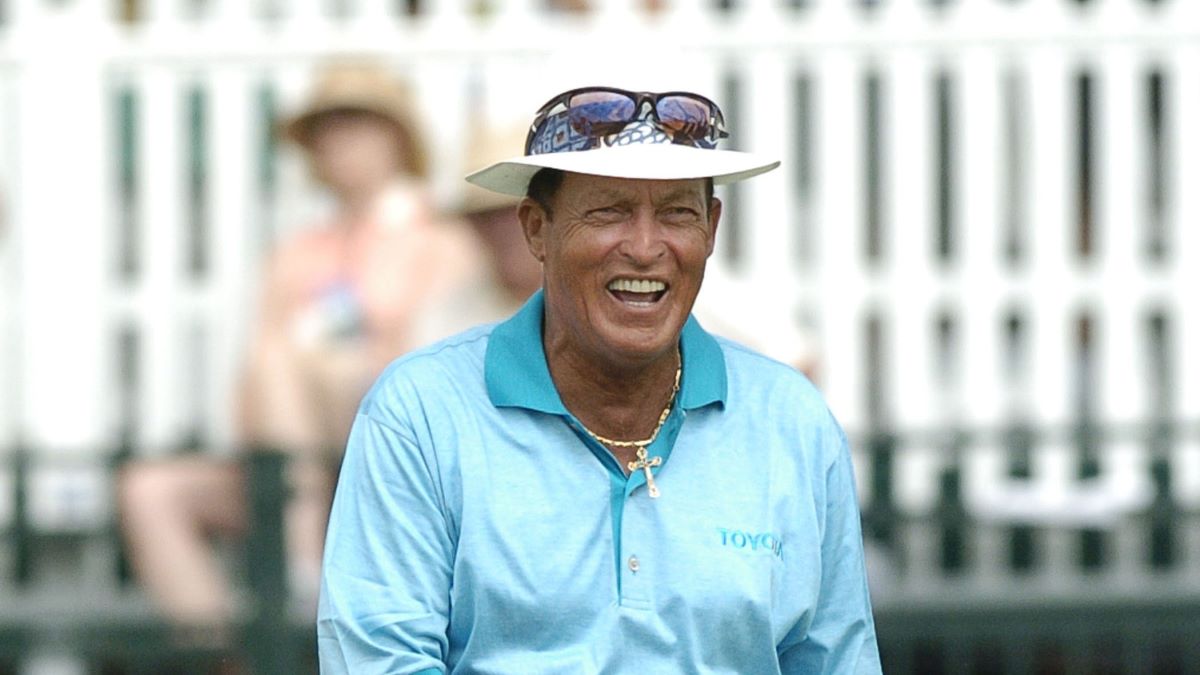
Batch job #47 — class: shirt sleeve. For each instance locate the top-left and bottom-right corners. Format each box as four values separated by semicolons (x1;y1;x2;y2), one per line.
318;411;453;675
778;428;883;674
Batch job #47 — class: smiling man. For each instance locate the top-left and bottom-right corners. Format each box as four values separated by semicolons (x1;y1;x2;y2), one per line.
318;87;882;674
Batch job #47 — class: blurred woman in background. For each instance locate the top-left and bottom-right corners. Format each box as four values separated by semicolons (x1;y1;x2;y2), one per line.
118;62;480;633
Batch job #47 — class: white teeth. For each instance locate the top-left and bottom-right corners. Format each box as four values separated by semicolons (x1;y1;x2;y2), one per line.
608;278;666;293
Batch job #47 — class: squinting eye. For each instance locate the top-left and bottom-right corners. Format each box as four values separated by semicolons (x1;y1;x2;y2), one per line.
664;207;699;219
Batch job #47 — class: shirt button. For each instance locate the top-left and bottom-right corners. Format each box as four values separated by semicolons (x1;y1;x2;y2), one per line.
628;555;640;573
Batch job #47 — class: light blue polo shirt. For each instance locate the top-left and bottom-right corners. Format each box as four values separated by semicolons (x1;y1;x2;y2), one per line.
318;291;881;674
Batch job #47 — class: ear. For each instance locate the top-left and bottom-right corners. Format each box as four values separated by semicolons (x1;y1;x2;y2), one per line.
517;197;548;263
705;197;722;258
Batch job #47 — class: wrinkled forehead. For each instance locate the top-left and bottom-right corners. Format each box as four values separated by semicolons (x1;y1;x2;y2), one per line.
559;172;709;204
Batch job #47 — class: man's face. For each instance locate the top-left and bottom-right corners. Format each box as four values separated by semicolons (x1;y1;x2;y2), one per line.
519;173;721;367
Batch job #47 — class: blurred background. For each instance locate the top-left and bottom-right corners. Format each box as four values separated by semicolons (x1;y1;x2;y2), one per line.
1;0;1199;673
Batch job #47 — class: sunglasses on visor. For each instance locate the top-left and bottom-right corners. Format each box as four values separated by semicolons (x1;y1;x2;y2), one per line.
524;87;729;156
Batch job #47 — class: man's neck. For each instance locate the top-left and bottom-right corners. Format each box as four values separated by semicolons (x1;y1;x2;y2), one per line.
543;327;681;446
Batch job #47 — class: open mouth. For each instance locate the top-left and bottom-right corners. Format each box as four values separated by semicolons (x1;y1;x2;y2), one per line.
607;277;668;306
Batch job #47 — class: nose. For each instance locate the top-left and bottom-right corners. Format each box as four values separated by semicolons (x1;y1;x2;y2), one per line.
617;206;667;264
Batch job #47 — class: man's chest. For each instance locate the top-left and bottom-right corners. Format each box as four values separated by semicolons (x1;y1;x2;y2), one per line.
443;414;822;648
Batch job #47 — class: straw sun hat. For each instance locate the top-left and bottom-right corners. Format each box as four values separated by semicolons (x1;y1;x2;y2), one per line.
280;62;429;178
465;87;779;197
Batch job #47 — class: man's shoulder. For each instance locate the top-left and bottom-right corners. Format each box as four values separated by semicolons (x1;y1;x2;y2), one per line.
711;335;849;476
714;334;834;421
715;335;813;389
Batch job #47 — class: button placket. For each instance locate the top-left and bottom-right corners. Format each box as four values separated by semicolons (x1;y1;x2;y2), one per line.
619;492;653;608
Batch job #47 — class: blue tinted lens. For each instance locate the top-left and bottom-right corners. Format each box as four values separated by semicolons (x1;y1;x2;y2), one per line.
568;92;636;135
656;95;715;141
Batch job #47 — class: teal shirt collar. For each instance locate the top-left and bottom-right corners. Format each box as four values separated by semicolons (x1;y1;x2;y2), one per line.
485;290;727;414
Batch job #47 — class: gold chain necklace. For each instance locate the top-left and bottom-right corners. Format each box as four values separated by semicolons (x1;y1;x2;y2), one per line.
578;352;681;499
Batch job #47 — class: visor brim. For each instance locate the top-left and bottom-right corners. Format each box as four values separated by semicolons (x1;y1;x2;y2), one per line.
465;144;780;197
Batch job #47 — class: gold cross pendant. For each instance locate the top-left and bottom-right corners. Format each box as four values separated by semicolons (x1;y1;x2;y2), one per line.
627;446;663;498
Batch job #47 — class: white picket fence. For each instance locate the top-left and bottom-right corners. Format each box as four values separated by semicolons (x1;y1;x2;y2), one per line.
1;0;1199;616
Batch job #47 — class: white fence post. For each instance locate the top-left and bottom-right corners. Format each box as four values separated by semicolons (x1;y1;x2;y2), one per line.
0;60;16;536
1095;43;1153;576
133;64;188;454
14;12;112;453
1169;39;1200;542
886;45;939;524
0;71;17;447
737;50;798;328
956;43;1005;584
1024;40;1074;578
205;65;257;452
812;48;867;435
